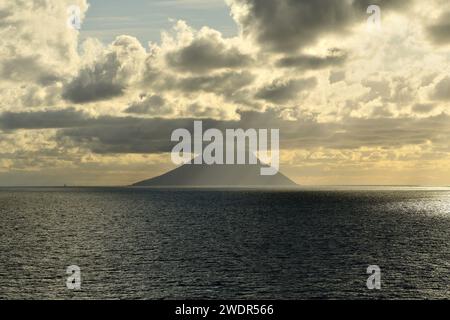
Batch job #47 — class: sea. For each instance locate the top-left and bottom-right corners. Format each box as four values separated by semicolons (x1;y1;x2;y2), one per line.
0;186;449;299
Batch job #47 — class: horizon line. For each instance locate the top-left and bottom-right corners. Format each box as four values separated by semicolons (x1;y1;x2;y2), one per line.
1;184;449;188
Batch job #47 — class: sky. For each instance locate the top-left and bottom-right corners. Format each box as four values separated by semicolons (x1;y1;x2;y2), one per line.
0;0;449;186
81;0;237;44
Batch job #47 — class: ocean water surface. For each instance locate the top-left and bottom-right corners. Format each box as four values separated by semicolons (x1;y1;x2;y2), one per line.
0;187;449;299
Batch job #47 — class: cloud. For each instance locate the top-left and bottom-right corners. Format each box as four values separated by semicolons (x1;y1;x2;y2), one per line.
125;95;172;115
427;11;450;45
371;106;394;118
175;71;255;96
165;25;253;73
0;0;88;108
255;77;317;104
0;8;14;28
4;107;448;155
184;102;229;118
360;79;391;102
227;0;410;52
0;56;61;85
0;108;90;131
63;35;146;103
412;103;437;114
0;1;88;75
276;49;347;69
147;70;255;97
431;77;450;101
329;70;346;84
19;84;61;108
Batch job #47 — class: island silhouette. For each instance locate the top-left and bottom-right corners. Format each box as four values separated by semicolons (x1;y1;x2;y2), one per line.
132;161;296;187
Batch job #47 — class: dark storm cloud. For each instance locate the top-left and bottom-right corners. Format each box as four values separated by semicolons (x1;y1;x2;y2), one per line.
427;11;450;45
228;0;411;52
58;120;182;154
62;36;145;104
412;103;437;114
176;71;255;96
58;112;450;152
276;49;347;69
58;117;240;154
431;77;450;101
3;106;449;154
255;77;317;103
143;71;255;100
0;108;90;131
62;53;125;103
331;114;450;149
0;8;13;28
165;36;253;73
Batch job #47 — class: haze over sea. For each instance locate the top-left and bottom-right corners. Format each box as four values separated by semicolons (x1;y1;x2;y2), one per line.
0;187;449;299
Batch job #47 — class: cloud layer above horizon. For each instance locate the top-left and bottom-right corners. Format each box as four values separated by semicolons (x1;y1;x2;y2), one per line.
0;0;449;186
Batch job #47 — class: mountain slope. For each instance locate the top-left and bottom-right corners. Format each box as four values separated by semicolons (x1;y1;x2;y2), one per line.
132;162;296;187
